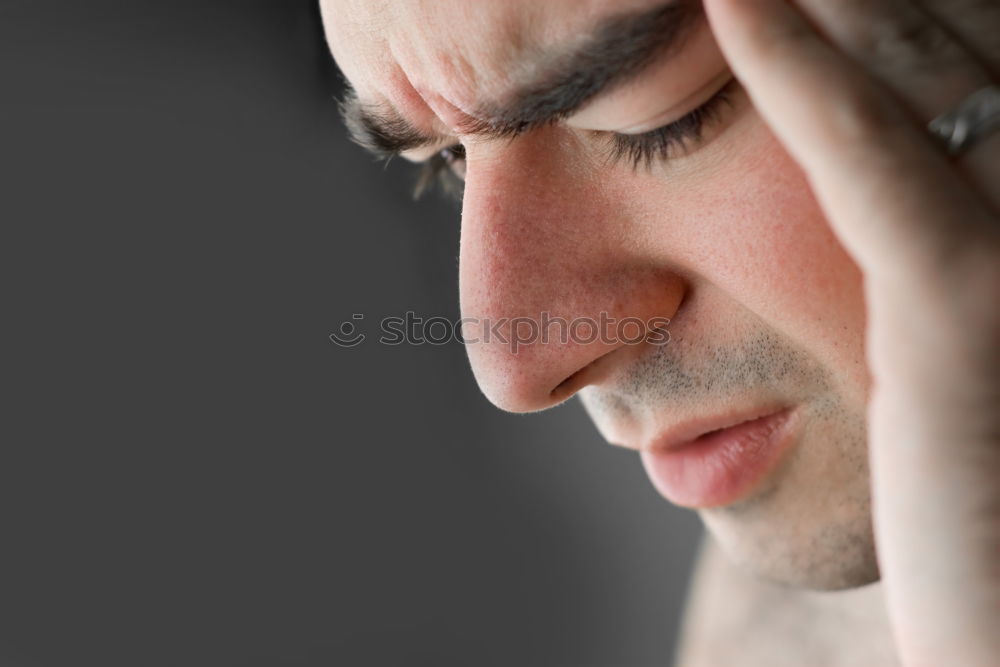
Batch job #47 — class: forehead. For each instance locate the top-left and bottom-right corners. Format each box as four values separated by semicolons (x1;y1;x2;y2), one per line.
320;0;667;120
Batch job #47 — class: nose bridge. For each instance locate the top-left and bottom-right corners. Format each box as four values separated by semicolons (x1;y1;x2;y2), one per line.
460;137;601;323
459;132;685;413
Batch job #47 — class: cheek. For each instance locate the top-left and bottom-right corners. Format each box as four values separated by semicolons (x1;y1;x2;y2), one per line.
629;119;869;392
712;144;862;331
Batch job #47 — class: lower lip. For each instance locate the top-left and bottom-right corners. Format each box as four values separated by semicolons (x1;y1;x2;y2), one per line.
640;408;800;508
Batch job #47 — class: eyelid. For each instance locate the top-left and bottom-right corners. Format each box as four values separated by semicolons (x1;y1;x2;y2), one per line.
614;71;734;135
413;77;739;196
415;74;734;160
605;78;738;169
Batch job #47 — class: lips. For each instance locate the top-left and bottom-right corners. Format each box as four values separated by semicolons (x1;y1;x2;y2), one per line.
639;407;800;508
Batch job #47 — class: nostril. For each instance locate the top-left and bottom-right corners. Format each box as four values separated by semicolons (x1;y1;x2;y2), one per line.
549;347;619;404
550;369;584;404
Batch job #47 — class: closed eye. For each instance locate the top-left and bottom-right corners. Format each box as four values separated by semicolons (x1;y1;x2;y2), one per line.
413;77;738;200
606;77;737;169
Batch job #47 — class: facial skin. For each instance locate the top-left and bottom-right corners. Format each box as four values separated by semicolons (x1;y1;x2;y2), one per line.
322;0;877;590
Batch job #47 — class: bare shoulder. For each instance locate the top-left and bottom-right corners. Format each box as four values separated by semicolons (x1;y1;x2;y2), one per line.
673;534;900;667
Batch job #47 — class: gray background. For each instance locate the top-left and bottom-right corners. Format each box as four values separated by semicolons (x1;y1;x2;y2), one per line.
0;1;702;665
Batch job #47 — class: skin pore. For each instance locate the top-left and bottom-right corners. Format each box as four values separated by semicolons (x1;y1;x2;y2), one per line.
322;0;876;597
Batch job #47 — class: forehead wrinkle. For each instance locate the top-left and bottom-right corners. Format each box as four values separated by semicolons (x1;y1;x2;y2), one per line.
392;11;526;132
335;0;701;153
384;44;458;136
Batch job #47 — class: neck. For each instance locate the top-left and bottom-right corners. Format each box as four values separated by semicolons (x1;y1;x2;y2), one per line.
674;534;901;667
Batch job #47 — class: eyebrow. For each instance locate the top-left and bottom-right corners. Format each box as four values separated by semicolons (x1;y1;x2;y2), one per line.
340;0;702;158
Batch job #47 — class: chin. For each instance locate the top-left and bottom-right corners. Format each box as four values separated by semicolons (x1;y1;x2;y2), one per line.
699;498;882;591
695;399;880;591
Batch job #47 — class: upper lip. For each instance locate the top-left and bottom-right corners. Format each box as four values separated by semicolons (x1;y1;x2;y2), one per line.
643;405;792;453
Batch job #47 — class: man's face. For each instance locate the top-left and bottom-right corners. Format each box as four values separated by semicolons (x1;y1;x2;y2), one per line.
322;0;877;590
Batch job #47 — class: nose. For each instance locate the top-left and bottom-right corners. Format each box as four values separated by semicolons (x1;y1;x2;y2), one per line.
458;128;686;413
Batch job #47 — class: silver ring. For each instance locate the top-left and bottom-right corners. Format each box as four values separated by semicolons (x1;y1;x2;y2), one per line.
927;84;1000;156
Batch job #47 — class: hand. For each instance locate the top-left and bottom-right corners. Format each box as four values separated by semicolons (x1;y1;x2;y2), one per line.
703;1;1000;665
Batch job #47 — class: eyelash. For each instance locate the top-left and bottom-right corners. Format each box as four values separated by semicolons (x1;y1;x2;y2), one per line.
607;79;736;169
415;79;736;199
414;144;466;201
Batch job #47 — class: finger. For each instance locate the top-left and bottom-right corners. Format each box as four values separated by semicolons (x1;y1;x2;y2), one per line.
703;0;997;281
794;0;990;120
792;0;1000;210
918;0;1000;75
